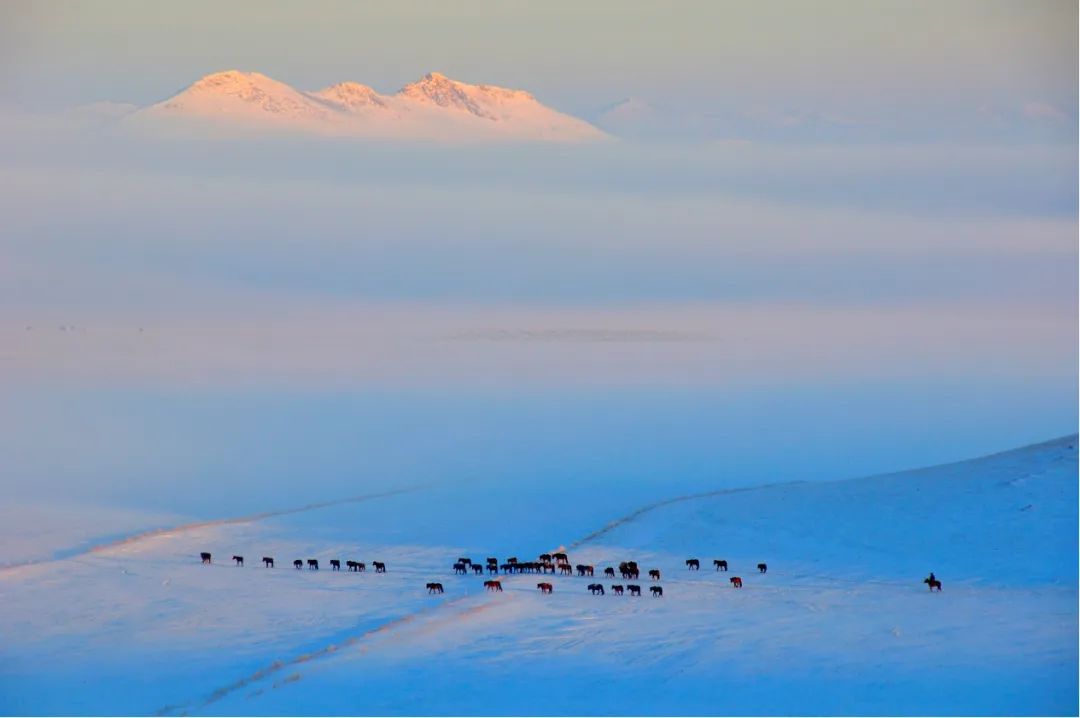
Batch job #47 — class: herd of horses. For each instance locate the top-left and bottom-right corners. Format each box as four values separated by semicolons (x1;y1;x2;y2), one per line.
200;550;943;594
199;552;386;573
428;555;772;598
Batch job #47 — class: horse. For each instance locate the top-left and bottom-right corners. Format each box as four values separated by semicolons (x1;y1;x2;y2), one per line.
330;560;341;571
539;553;552;562
487;564;499;574
307;559;319;570
472;564;484;575
553;552;568;563
649;569;661;581
651;586;664;597
453;562;468;574
611;584;624;595
486;557;499;566
262;557;274;568
501;563;514;573
627;584;642;596
713;559;728;571
559;564;573;575
293;559;303;569
373;562;386;573
200;552;212;564
458;557;472;566
603;567;616;578
757;563;768;573
484;580;503;592
346;560;358;571
625;568;640;579
537;582;553;594
924;577;943;591
542;562;555;574
730;576;743;588
686;559;700;570
427;582;444;594
354;561;366;572
588;583;605;595
232;555;244;566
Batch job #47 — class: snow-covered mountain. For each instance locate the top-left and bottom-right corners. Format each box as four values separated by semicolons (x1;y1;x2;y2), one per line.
126;70;608;142
1;435;1075;714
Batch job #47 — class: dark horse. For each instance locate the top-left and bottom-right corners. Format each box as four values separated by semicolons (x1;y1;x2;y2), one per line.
686;559;699;570
330;560;341;571
453;562;468;575
650;586;664;597
714;559;728;571
232;555;244;566
588;583;605;595
293;559;303;569
757;563;768;573
603;567;616;578
373;562;386;573
473;564;484;574
200;552;212;564
262;556;274;568
924;577;943;591
426;582;444;594
627;584;642;596
307;559;319;570
648;569;661;581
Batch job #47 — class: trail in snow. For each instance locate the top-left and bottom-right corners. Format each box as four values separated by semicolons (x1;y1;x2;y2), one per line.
156;590;504;716
0;487;423;574
569;481;802;548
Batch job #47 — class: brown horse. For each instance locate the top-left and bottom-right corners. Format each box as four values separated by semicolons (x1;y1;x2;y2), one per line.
649;569;661;581
537;582;553;594
611;584;624;595
426;582;444;594
484;580;503;592
730;576;743;588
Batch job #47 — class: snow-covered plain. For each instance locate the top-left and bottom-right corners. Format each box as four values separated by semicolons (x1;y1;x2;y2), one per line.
1;436;1076;715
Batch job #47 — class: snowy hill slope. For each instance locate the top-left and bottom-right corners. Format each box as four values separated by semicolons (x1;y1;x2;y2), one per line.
126;70;608;142
0;436;1075;715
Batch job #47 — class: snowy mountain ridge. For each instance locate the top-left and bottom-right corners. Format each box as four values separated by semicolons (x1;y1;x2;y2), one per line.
127;70;608;142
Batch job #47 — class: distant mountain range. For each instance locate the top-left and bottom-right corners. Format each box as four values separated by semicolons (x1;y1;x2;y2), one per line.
121;70;609;142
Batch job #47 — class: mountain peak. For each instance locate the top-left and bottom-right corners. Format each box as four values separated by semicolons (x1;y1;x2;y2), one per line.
313;81;387;111
130;69;608;142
